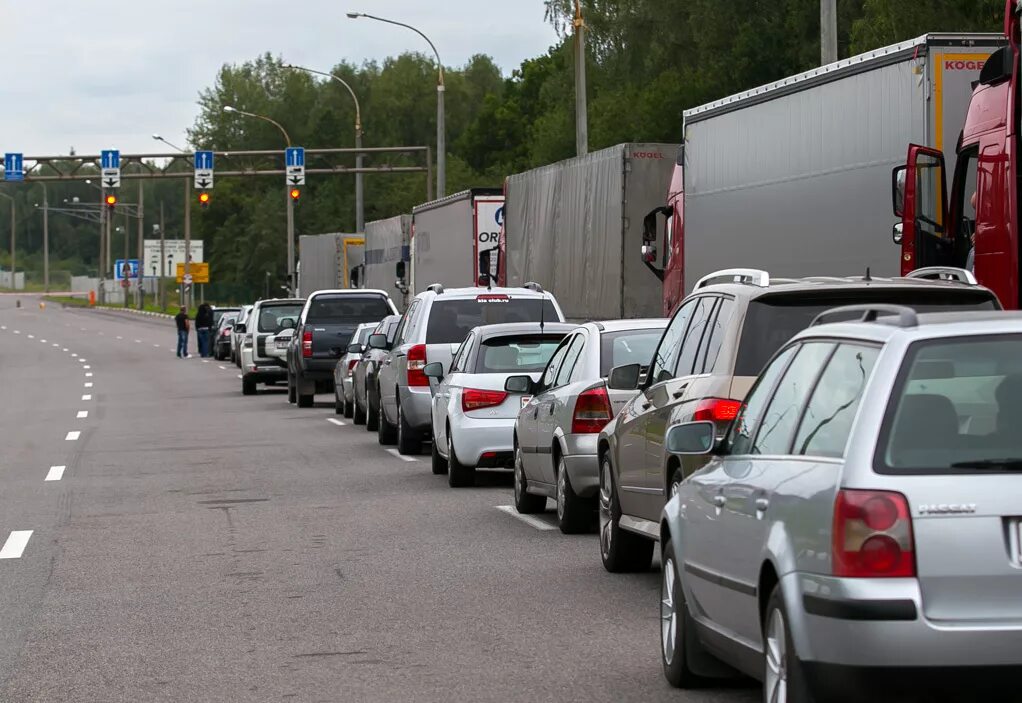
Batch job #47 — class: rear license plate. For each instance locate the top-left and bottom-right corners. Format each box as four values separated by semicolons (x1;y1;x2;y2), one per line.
521;396;532;408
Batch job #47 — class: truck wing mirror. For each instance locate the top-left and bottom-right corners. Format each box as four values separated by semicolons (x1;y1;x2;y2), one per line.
892;165;906;218
395;261;406;280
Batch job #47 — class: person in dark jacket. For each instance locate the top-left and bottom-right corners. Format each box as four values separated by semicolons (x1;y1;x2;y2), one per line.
175;307;190;358
195;303;214;357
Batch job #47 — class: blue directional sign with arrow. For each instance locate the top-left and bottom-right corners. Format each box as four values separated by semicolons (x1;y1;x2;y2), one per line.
3;153;24;182
285;146;305;186
101;149;121;188
194;150;214;189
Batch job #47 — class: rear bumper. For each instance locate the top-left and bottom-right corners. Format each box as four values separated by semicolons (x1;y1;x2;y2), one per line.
801;661;1022;703
784;572;1022;669
299;359;338;379
341;377;354;402
450;416;516;468
561;433;599;497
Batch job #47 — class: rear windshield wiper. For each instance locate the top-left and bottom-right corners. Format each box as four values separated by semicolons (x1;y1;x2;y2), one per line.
949;458;1022;470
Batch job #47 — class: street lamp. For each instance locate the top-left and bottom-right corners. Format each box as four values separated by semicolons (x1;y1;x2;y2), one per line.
152;133;186;153
0;193;14;291
223;105;297;295
153;132;194;309
347;11;446;198
285;64;365;232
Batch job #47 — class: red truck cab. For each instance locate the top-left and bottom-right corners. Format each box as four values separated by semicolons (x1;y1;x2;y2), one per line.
642;151;686;316
896;1;1021;308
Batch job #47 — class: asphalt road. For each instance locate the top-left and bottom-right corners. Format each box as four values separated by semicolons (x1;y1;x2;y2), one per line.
0;295;758;702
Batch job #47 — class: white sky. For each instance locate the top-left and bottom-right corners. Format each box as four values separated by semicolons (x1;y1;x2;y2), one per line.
0;0;559;156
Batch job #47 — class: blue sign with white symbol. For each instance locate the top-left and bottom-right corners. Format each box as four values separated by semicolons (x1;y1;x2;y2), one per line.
114;259;140;281
285;147;305;168
4;153;24;181
101;150;120;170
194;150;215;189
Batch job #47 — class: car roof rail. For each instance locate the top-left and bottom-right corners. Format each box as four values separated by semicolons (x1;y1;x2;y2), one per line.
693;268;770;290
523;281;544;293
811;304;918;329
425;283;444;295
799;276;851;283
906;267;977;285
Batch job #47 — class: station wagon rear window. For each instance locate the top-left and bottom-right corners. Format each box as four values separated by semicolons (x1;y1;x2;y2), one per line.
307;295;392;323
876;335;1022;474
257;304;304;332
425;298;560;344
475;334;567;373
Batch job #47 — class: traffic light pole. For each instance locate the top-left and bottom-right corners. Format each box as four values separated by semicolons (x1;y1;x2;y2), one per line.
286;187;295;296
183;177;191;310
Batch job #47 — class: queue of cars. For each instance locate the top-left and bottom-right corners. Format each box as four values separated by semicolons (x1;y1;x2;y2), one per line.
222;266;1021;701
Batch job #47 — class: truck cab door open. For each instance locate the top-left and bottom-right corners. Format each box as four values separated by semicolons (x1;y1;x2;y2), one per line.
894;145;952;275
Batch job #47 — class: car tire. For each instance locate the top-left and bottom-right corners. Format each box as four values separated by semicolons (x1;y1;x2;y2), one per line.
287;372;297;404
364;387;377;431
353;392;366;425
296;372;314;408
764;586;815;703
242;375;256;396
396;402;421;455
556;456;592;534
431;435;449;475
334;392;344;415
514;447;546;514
343;394;354;419
599;454;654;573
661;539;712;688
447;432;475;487
378;399;397;445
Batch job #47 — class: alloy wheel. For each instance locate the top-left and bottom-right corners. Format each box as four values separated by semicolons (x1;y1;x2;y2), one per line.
661;557;677;665
599;460;613;558
556;466;567;521
764;607;788;703
514;451;524;503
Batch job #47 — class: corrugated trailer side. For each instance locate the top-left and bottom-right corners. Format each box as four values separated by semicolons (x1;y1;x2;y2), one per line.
364;214;410;309
682;33;1002;292
298;234;343;296
412;189;502;294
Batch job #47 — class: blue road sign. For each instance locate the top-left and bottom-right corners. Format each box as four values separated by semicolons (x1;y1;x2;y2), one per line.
285;147;305;168
3;153;24;181
194;150;214;171
101;150;120;170
114;259;140;281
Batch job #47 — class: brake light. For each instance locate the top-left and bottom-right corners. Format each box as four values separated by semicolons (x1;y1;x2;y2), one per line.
693;398;742;423
832;490;915;578
347;359;358;376
462;388;508;411
407;344;429;387
302;331;313;358
222;328;232;338
572;386;613;434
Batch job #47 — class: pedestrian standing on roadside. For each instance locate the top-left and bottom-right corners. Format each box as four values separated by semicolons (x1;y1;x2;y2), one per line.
175;306;190;358
195;302;214;357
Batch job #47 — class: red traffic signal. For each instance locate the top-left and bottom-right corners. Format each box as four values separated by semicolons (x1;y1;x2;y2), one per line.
198;191;211;209
104;194;117;210
289;188;301;202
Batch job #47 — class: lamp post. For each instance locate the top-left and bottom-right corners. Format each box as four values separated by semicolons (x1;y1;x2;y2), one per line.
0;192;14;291
153;133;192;308
347;11;445;199
223;106;297;295
285;64;365;232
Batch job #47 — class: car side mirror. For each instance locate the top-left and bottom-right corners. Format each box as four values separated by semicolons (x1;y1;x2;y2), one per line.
234;323;246;334
504;375;534;394
666;422;716;455
368;333;388;350
423;361;444;379
607;363;641;391
347;343;364;355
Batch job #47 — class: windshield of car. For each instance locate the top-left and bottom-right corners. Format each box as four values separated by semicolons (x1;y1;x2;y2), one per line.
306;295;392;324
212;309;238;327
735;291;998;377
600;328;664;376
876;334;1022;474
425;297;560;344
257;304;304;332
218;315;238;330
354;325;375;346
474;334;566;373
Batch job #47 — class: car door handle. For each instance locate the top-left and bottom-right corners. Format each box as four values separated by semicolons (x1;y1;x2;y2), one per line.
755;498;770;512
672;389;686;400
548;404;556;415
640;401;652;411
713;495;726;507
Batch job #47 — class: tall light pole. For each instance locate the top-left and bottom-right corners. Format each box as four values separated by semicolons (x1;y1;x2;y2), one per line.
153;133;192;308
0;192;14;291
348;11;445;199
285;64;365;232
223;106;297;294
574;0;588;157
821;0;837;64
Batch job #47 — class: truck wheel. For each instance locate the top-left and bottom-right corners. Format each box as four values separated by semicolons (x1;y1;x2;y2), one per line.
377;400;397;445
599;455;654;573
514;447;545;514
242;375;257;396
363;388;376;430
396;403;421;455
447;433;475;487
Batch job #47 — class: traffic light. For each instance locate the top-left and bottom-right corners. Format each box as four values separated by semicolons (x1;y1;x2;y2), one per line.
104;193;117;210
198;191;211;209
289;188;301;202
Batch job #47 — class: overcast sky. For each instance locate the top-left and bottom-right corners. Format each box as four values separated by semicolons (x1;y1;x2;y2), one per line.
1;1;559;157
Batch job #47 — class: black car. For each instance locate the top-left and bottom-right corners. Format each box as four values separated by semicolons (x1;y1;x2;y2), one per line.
351;314;402;428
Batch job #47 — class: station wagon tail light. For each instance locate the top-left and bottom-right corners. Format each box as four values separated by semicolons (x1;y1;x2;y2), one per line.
302;331;313;358
347;359;358;376
572;386;613;434
462;388;508;411
693;398;742;423
407;344;429;387
832;489;915;578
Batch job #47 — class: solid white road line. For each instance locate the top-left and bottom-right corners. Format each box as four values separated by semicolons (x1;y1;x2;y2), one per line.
65;431;81;441
45;466;66;482
81;394;92;401
327;418;346;427
0;531;33;559
385;448;418;463
84;382;93;388
76;411;88;419
495;505;557;531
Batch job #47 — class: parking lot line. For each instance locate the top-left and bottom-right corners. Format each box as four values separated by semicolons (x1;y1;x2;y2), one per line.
327;418;345;427
385;448;418;463
0;531;33;559
45;466;66;482
495;505;557;531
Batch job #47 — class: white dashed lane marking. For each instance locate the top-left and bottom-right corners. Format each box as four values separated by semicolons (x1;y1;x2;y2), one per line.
45;466;66;482
83;365;91;370
85;373;93;378
82;395;92;401
77;411;88;419
84;383;93;388
0;531;33;559
327;418;346;427
385;448;418;463
65;431;81;441
495;505;557;531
